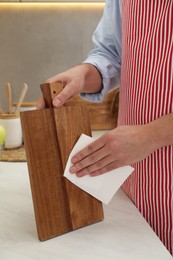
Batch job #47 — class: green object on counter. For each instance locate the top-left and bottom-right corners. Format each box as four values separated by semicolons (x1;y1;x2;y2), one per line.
0;124;6;146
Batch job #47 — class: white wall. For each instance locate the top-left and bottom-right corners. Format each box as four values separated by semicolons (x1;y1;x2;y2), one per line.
0;3;104;109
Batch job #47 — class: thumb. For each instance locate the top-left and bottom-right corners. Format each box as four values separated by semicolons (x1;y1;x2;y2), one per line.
52;83;75;107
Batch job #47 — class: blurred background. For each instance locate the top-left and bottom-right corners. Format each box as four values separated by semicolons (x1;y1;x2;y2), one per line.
0;2;104;110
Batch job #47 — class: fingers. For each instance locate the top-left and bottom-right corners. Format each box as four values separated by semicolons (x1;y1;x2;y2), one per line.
70;146;109;173
45;73;71;107
47;77;80;107
71;137;106;164
36;80;77;109
87;161;121;177
73;155;117;177
52;84;74;107
70;136;115;177
41;65;89;107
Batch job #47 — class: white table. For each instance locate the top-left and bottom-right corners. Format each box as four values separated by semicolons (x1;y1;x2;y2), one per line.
0;160;172;260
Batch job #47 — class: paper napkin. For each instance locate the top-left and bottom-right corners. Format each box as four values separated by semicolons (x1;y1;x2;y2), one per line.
64;134;134;205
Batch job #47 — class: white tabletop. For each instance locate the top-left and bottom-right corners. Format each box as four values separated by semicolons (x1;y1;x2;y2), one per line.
0;160;172;260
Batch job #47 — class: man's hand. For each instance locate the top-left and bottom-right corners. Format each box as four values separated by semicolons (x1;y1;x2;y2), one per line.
36;64;102;109
70;114;173;177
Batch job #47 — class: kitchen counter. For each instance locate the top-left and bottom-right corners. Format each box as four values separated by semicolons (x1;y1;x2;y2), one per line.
0;161;172;260
0;132;172;260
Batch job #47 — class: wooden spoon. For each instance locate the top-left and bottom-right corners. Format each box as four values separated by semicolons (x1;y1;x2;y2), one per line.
6;82;12;114
14;83;28;114
0;98;4;114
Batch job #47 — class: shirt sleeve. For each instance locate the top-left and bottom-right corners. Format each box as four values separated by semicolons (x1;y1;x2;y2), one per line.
81;0;122;103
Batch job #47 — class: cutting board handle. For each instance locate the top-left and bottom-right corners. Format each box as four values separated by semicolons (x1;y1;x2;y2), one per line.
40;82;64;108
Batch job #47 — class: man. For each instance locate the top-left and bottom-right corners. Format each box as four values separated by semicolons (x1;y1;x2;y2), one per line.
37;0;173;254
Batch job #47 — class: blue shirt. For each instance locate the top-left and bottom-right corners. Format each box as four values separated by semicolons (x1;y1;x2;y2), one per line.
82;0;122;102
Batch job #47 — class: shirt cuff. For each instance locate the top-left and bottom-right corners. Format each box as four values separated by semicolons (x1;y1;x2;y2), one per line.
80;58;120;103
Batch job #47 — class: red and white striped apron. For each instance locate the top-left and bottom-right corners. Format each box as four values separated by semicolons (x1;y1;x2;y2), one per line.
119;0;173;254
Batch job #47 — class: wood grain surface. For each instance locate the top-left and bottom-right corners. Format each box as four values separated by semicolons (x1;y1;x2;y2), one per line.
20;82;104;241
68;88;119;130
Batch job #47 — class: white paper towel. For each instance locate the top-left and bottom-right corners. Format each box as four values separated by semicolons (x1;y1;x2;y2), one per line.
64;134;134;205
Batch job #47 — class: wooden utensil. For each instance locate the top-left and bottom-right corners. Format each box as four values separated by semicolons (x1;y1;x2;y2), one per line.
5;82;12;114
20;82;104;241
0;96;4;114
14;83;28;114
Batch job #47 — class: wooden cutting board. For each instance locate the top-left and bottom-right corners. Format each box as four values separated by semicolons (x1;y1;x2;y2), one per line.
20;82;104;241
